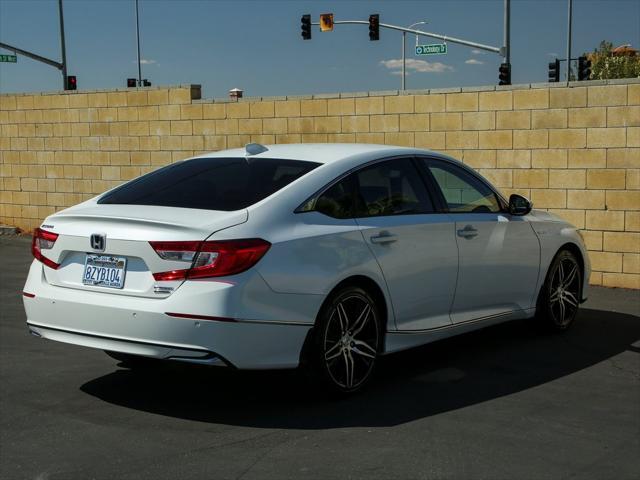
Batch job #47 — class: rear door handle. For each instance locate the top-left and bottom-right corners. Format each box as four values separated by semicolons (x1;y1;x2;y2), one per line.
457;225;478;238
370;232;398;244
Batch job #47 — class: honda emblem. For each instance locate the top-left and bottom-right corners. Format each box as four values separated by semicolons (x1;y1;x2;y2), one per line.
90;233;106;252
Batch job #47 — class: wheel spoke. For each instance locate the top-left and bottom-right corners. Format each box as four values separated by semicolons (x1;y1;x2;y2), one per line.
550;290;560;303
324;341;342;361
343;351;354;388
558;297;566;323
350;304;371;336
352;340;376;359
336;302;349;334
557;261;565;285
564;291;578;307
563;264;578;289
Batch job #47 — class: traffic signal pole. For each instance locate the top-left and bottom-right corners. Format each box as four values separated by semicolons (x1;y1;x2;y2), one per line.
0;0;69;89
58;0;68;90
315;20;504;55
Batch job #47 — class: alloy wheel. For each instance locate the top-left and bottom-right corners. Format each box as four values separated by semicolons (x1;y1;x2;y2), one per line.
548;255;580;328
322;294;379;390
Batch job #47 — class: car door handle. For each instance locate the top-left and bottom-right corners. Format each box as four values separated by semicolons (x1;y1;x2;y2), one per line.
370;232;398;244
457;225;478;238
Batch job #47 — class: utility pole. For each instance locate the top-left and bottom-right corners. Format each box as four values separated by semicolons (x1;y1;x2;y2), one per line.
566;0;572;81
58;0;68;89
135;0;142;86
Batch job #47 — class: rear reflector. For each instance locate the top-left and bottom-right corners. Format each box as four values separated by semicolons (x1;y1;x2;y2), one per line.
22;291;36;298
165;312;236;322
150;238;270;281
31;228;60;270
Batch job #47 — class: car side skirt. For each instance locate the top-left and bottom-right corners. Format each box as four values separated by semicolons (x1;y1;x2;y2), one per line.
384;308;535;354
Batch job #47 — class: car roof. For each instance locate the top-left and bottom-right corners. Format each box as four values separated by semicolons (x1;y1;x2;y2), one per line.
191;143;446;165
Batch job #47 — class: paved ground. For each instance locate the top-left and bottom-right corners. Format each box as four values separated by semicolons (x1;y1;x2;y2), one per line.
1;235;639;480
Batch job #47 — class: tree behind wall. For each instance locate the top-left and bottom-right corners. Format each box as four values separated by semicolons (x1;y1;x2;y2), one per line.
586;41;640;80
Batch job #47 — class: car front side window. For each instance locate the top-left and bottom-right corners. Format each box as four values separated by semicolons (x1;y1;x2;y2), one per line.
424;160;501;214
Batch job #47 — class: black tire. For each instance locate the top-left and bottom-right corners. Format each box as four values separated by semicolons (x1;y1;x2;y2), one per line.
536;249;582;331
307;286;382;395
104;350;157;369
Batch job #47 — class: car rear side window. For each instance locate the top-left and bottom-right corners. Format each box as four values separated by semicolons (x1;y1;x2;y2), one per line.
98;157;320;211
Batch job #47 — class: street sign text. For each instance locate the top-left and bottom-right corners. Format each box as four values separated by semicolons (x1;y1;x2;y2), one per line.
0;54;17;63
415;44;447;56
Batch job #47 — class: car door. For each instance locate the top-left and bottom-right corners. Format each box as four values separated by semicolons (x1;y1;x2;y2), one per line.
352;157;458;331
420;157;540;324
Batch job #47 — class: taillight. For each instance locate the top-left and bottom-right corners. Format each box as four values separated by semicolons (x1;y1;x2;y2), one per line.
31;228;60;269
150;239;271;281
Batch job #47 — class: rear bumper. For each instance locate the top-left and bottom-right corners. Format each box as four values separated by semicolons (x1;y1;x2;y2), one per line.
23;261;317;369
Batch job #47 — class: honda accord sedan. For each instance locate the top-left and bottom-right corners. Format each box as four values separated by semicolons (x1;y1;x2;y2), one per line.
23;143;590;393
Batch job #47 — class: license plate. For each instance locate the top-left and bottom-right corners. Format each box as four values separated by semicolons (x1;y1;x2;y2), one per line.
82;254;127;289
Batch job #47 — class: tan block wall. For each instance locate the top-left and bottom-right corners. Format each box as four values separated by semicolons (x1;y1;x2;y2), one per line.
1;80;639;288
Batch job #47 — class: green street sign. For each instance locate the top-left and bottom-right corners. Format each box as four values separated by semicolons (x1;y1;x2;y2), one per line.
0;54;17;63
415;44;447;56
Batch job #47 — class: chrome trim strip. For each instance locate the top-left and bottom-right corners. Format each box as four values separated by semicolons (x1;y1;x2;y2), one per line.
389;309;531;335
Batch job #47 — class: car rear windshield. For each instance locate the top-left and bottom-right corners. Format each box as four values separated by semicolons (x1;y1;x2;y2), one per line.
98;157;320;211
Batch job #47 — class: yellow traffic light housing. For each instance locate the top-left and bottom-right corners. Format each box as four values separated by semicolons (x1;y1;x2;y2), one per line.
320;13;334;32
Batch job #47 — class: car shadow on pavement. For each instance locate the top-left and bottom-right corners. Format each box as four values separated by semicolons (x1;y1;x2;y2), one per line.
80;308;640;429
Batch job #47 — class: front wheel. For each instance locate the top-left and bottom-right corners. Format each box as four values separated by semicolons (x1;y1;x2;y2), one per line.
309;286;381;395
536;249;582;331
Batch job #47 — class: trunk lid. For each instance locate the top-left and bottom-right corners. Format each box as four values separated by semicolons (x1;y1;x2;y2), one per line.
39;202;248;298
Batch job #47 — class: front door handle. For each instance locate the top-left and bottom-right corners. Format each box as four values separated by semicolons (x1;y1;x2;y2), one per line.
370;232;398;244
457;225;478;238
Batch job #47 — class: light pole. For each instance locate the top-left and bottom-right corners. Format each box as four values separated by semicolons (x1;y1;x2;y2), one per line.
402;21;427;90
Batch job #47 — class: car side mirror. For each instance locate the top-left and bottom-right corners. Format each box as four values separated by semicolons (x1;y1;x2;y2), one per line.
509;194;532;216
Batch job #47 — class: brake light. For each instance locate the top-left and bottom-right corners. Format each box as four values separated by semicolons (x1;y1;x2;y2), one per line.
150;239;271;281
31;228;60;269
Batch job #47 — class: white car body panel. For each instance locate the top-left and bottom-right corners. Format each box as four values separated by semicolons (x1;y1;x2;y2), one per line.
23;144;590;370
355;214;458;331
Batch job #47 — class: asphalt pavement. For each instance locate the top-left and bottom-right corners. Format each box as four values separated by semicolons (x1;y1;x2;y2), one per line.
1;235;639;480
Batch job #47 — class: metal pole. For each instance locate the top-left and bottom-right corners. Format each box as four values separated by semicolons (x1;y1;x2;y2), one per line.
402;31;406;90
58;0;67;89
503;0;510;64
0;42;63;70
135;0;142;86
566;0;572;81
327;20;502;54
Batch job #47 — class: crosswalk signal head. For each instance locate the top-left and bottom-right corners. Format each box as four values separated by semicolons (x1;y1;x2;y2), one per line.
548;58;560;83
65;75;77;90
127;78;137;87
301;14;311;40
498;62;511;86
369;14;379;41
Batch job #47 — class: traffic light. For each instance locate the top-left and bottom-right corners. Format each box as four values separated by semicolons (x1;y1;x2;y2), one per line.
127;78;137;87
65;75;77;90
369;14;379;41
548;58;560;83
301;14;311;40
320;13;334;32
143;79;151;86
498;63;511;85
578;56;591;81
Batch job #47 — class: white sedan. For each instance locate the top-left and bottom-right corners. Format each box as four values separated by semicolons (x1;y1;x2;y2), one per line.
23;143;590;394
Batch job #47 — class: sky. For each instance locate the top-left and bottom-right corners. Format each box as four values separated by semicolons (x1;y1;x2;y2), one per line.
0;0;639;98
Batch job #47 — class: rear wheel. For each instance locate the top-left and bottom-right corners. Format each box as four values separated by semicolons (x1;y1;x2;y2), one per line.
536;249;582;331
309;286;381;395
